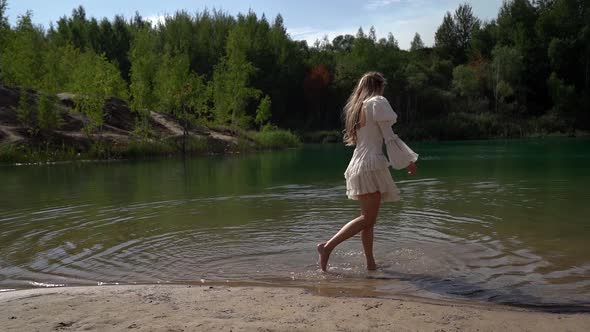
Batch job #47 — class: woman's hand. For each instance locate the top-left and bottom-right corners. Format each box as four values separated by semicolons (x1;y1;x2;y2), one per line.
406;162;417;175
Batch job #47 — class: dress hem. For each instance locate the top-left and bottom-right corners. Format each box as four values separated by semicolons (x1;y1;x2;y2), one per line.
345;168;401;202
346;191;401;202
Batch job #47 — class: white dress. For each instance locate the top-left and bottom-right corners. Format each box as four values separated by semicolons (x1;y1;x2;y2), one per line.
344;96;419;202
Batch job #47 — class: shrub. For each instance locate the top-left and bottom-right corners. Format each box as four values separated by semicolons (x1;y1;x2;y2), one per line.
301;130;342;143
254;128;301;149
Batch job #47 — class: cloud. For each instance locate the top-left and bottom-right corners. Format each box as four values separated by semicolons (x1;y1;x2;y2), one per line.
365;0;403;10
286;14;441;50
287;26;358;46
279;0;504;50
368;9;447;48
145;15;167;26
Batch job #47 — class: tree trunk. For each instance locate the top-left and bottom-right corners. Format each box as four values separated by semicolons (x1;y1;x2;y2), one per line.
414;94;418;123
585;55;589;91
494;62;500;113
182;105;188;158
406;94;411;121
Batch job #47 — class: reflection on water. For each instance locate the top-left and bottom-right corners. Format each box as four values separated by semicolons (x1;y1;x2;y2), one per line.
1;138;589;308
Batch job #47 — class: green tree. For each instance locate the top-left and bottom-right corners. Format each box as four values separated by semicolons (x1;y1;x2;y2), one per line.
153;51;208;152
36;94;62;133
496;0;544;115
153;51;208;120
87;18;100;52
0;10;49;134
454;3;480;51
368;26;377;42
332;35;355;52
68;51;128;135
490;45;523;113
97;18;114;57
470;21;497;59
212;55;260;127
404;63;428;121
356;27;366;39
212;27;262;128
435;12;458;59
111;15;132;81
3;0;590;142
70;6;89;50
496;0;537;50
15;89;35;132
0;0;9;49
0;0;7;26
547;72;577;128
41;44;79;93
452;64;479;111
410;33;425;51
435;3;480;63
255;95;272;127
386;32;399;49
0;11;46;88
153;52;190;115
129;27;160;136
36;44;86;133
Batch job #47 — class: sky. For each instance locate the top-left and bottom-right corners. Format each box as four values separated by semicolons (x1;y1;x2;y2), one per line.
5;0;504;50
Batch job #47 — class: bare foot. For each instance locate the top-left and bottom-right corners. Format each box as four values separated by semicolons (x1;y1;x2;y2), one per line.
316;243;330;272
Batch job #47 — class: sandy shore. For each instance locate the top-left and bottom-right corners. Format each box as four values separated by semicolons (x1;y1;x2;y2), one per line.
1;285;588;331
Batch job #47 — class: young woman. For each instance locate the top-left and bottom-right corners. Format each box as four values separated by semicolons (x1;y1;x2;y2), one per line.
317;72;418;272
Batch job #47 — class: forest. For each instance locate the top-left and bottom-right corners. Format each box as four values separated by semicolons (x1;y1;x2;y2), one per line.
0;0;589;147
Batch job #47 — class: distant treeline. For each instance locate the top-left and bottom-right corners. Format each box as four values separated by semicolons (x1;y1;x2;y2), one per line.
0;0;588;140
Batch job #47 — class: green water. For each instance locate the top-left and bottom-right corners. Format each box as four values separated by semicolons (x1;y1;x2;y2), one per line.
1;138;589;307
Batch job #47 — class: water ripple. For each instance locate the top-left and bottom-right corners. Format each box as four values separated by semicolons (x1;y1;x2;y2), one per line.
1;142;589;308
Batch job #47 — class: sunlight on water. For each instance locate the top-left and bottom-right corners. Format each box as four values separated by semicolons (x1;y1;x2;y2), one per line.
1;138;589;307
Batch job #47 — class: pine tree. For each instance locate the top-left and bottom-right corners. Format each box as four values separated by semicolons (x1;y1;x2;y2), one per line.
410;33;425;51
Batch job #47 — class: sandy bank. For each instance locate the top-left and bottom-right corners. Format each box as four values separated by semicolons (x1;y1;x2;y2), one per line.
1;285;588;331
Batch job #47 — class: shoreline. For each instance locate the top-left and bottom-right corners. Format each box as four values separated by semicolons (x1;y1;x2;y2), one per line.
2;284;589;331
2;135;589;166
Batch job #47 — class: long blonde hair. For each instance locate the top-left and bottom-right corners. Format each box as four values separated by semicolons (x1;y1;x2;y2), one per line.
343;72;386;146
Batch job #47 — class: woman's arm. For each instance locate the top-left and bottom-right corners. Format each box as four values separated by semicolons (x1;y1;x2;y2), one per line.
376;120;419;170
370;97;419;171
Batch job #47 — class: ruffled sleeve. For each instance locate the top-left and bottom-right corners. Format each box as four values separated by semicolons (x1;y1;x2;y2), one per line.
372;97;419;170
370;96;398;124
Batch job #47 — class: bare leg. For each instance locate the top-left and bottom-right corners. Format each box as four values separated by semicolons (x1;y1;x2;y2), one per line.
317;215;365;271
361;225;377;270
317;192;381;271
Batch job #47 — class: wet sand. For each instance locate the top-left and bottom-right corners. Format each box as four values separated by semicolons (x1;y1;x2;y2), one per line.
1;285;589;331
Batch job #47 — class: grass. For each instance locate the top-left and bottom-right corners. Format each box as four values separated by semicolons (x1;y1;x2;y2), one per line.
0;127;302;164
0;142;79;164
208;123;302;150
3;118;586;164
87;136;217;159
0;136;214;164
253;128;302;149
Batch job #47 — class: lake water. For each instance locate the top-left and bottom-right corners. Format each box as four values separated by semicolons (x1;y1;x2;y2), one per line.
1;139;589;309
